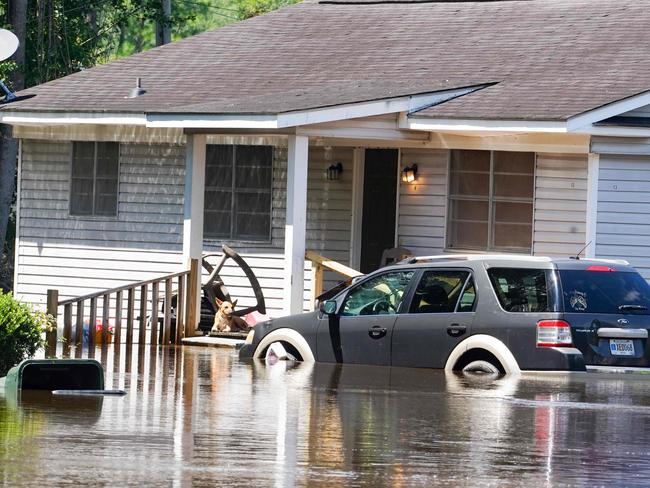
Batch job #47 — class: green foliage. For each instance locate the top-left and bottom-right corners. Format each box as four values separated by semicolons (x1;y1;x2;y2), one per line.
233;0;299;20
0;291;49;377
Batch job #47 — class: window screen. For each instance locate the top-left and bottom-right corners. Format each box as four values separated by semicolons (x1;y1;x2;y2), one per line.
448;150;534;252
70;141;119;217
204;145;272;241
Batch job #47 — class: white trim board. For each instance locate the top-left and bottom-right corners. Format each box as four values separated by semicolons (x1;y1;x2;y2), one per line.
403;117;568;134
0;111;147;126
567;89;650;132
585;153;599;259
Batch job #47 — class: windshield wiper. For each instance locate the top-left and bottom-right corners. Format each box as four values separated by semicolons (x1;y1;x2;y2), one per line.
619;304;649;311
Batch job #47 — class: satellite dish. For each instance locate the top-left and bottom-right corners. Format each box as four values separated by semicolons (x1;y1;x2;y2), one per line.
0;29;19;62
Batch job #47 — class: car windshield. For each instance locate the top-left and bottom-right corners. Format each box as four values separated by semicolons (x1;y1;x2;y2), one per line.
560;269;650;314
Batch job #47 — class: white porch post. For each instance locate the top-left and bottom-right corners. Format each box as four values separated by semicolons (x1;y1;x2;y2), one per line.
183;133;206;327
283;135;309;315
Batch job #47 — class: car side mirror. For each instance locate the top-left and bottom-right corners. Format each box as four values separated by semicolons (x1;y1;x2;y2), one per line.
322;300;338;315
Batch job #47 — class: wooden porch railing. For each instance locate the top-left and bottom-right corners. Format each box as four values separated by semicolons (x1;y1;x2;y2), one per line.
45;259;200;356
305;250;363;309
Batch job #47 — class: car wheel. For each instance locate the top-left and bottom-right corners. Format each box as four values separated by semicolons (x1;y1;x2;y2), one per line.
462;359;501;375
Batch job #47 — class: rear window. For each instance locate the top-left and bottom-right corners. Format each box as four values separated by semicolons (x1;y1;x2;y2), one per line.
487;268;551;312
560;270;650;314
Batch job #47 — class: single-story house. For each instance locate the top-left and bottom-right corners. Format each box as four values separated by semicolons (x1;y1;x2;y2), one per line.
3;0;650;321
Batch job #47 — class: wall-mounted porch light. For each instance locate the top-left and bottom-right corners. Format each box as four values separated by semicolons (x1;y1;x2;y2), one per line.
401;164;418;183
326;162;343;181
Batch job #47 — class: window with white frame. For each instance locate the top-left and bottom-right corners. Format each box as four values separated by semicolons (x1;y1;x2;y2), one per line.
447;150;534;252
70;141;119;217
203;145;273;241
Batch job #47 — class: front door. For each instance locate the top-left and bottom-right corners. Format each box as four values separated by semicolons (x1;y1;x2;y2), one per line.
392;269;476;368
316;269;415;365
360;149;398;273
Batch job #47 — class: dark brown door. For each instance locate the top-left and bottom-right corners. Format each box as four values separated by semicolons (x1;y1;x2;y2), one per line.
360;149;398;273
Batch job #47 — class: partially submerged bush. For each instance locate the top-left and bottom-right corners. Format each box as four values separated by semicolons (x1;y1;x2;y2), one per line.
0;292;48;377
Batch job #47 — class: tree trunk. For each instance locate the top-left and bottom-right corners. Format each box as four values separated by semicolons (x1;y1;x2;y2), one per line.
0;127;17;266
0;0;27;288
8;0;27;89
156;0;172;46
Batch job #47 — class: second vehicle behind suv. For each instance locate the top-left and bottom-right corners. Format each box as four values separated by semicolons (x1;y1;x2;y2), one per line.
239;255;650;374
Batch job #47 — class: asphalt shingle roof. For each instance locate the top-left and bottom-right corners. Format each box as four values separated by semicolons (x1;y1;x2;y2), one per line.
4;0;650;121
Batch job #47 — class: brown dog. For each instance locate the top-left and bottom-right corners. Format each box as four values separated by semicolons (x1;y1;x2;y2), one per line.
211;298;250;334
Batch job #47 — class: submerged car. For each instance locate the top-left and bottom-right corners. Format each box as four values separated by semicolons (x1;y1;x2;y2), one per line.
239;255;650;373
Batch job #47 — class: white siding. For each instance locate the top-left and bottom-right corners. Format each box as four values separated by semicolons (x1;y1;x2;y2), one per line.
533;153;588;257
397;148;449;255
16;140;186;309
591;137;650;156
16;140;353;316
596;155;650;280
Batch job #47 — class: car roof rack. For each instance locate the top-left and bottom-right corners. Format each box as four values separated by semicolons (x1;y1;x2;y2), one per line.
404;254;631;266
403;254;553;264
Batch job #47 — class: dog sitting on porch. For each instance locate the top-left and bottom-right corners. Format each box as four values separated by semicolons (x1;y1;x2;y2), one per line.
211;298;250;334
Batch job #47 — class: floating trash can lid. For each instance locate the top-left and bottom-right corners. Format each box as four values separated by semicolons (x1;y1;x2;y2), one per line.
4;359;104;392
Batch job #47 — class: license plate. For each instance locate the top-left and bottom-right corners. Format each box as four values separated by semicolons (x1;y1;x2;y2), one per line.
610;339;635;356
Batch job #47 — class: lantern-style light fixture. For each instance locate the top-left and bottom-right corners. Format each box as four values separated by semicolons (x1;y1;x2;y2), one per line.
326;162;343;181
401;164;418;183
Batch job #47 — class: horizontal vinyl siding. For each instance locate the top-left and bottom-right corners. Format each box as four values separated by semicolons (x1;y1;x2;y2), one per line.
397;148;448;256
533;153;588;257
591;137;650;156
17;140;352;317
15;140;187;309
596;155;650;280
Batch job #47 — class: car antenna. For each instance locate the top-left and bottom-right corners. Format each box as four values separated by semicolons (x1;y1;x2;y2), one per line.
570;241;592;260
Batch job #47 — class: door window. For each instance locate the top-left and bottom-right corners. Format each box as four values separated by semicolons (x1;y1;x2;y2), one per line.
457;278;477;312
408;270;470;313
341;271;414;316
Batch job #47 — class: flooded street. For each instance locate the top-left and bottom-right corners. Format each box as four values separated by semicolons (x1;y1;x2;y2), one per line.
3;346;650;487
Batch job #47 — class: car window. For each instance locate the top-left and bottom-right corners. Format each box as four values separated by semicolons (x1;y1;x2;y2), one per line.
408;270;470;314
487;268;549;312
559;269;650;314
341;271;414;316
457;278;476;312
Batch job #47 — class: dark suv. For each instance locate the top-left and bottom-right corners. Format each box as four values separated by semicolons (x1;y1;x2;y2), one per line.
239;255;650;373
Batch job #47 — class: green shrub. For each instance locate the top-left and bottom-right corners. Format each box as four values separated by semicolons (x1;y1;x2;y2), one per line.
0;292;49;377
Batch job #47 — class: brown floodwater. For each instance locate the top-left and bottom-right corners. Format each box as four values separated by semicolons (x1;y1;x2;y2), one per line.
2;345;650;487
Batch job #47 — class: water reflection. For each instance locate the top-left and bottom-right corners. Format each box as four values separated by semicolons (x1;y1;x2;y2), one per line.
2;347;650;486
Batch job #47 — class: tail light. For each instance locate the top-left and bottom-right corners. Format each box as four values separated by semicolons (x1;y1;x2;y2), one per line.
587;265;616;272
537;320;572;347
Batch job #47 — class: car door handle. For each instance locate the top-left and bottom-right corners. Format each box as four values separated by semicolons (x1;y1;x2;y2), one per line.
368;326;388;339
447;324;467;338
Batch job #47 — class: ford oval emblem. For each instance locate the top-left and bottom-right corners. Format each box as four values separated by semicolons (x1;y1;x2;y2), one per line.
618;318;630;325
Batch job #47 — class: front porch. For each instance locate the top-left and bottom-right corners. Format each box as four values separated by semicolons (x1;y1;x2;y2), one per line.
179;120;593;319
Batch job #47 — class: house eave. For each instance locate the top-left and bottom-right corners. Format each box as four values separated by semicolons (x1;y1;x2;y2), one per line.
0;85;488;131
402;116;569;134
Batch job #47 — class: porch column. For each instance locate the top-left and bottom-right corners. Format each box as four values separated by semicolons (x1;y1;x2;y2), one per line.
183;133;206;329
283;135;309;315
